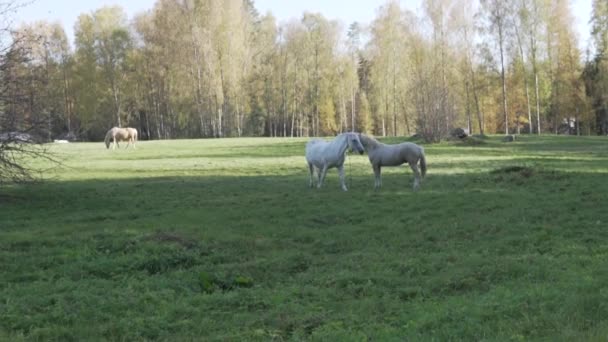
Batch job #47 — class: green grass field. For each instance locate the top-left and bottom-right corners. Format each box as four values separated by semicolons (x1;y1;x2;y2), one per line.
2;135;608;340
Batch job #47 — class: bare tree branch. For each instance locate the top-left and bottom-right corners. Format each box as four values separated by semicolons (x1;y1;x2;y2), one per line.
0;0;62;185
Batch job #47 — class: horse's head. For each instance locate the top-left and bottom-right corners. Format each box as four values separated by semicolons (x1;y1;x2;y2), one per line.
346;132;365;155
104;133;111;149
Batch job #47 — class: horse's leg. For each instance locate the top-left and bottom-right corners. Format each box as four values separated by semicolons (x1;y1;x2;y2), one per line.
318;165;329;188
373;164;381;190
338;165;347;191
316;167;322;186
308;163;315;188
112;137;117;150
409;161;421;191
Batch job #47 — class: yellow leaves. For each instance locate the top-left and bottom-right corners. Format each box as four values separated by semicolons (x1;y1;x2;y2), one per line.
319;96;337;135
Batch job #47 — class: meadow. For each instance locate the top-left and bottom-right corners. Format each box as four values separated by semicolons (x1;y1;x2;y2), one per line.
2;135;608;340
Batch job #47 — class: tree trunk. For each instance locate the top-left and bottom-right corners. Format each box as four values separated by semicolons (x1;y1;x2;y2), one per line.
351;88;356;132
341;90;347;133
193;45;206;137
463;20;483;135
113;84;121;128
534;70;541;134
400;95;411;135
145;110;151;140
217;100;223;138
291;66;298;137
218;64;225;138
62;64;71;134
514;24;533;134
282;87;287;137
465;79;472;134
392;65;397;136
530;0;542;135
314;46;320;136
498;25;508;135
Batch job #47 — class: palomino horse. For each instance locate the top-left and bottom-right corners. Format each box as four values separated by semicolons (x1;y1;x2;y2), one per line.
359;134;427;191
305;132;365;191
104;127;138;149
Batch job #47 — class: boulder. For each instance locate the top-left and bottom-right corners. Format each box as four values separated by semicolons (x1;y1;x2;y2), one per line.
502;134;516;142
450;127;468;139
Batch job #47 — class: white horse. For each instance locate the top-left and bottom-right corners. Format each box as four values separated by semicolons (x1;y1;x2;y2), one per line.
359;134;427;191
305;132;365;191
104;127;138;150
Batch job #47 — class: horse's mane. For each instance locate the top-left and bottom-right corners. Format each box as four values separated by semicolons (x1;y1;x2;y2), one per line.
360;134;381;148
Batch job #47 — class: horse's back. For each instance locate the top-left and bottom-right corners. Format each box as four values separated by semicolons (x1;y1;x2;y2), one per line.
306;139;326;152
111;127;129;140
399;141;422;150
369;141;422;166
306;138;325;146
398;142;424;161
305;139;328;163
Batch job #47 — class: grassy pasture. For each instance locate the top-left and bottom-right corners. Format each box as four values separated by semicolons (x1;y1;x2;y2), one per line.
2;135;608;340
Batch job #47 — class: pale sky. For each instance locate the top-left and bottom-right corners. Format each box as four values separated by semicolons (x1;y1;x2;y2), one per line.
13;0;593;50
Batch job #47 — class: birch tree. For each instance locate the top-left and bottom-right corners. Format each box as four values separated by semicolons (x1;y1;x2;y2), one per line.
480;0;512;135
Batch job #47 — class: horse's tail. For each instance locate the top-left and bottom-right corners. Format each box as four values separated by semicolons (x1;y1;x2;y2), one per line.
419;147;427;178
130;128;138;142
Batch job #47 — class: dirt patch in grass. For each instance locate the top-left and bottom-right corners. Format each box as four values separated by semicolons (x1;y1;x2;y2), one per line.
446;136;486;146
142;231;198;249
459;136;486;146
490;165;535;178
0;193;24;204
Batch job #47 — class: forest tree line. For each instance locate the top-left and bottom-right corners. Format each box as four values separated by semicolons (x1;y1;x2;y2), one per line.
2;0;608;141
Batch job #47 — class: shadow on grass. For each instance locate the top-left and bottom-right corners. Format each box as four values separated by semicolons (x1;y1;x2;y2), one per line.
505;135;608;154
2;168;608;340
2;166;607;235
